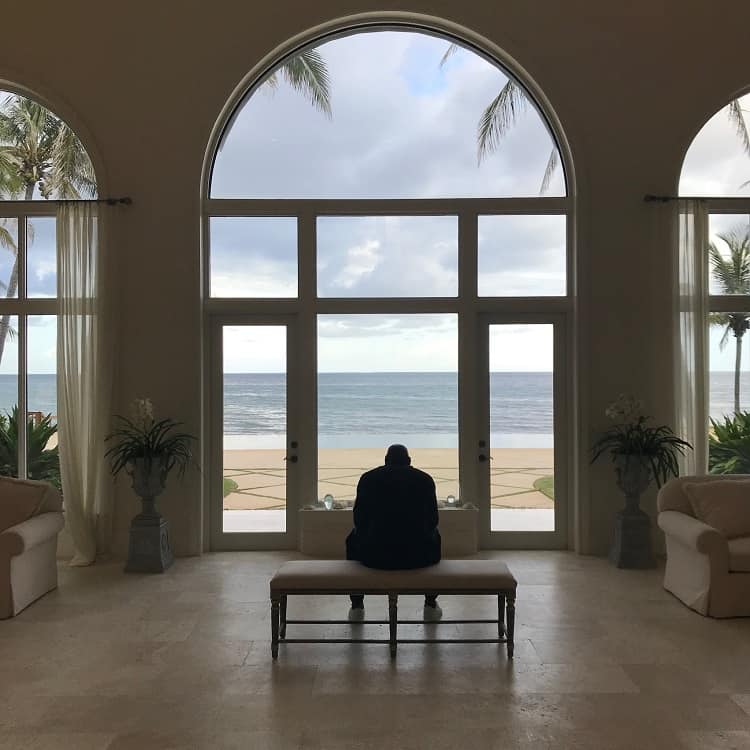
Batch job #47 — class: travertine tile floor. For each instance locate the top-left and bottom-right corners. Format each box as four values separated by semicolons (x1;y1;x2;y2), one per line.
1;551;750;749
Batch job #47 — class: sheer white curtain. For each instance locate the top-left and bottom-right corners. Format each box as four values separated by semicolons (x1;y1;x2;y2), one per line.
675;199;708;474
57;202;115;565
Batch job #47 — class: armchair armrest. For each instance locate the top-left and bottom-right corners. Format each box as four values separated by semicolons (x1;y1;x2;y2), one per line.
658;510;728;561
0;512;64;558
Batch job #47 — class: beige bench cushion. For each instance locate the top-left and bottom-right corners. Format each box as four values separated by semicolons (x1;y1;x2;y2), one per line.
270;560;516;594
728;537;750;573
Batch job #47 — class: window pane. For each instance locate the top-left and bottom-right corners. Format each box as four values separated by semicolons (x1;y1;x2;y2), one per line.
223;325;287;533
28;315;59;487
317;314;458;506
488;324;554;532
709;316;750;422
210;217;297;298
708;214;750;296
211;30;565;198
0;315;19;477
709;315;750;473
27;217;57;298
478;215;566;296
0;219;18;299
317;216;457;297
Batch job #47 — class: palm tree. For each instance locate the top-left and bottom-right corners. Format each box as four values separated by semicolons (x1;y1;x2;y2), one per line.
709;227;750;413
0;94;97;363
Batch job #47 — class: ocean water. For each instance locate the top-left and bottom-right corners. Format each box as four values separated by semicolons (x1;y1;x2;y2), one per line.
2;372;748;450
221;371;750;450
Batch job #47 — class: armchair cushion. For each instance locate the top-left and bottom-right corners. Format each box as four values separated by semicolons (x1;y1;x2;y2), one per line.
728;537;750;572
0;476;62;532
684;480;750;539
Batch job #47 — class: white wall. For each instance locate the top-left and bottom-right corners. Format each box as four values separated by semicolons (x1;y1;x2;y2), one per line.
2;0;746;556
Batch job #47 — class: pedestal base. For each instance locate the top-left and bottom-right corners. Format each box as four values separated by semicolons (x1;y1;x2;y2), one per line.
125;515;174;573
609;509;656;569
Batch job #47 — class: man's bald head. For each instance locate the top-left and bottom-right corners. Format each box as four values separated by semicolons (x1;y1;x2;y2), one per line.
384;444;411;466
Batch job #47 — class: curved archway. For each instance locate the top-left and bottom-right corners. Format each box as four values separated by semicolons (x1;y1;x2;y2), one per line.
202;18;575;551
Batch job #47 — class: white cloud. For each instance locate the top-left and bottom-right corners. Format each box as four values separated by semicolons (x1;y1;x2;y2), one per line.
331;239;381;289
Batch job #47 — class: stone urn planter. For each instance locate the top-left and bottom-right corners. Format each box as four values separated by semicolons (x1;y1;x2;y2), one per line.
105;399;196;576
609;454;656;569
124;456;174;573
591;395;692;570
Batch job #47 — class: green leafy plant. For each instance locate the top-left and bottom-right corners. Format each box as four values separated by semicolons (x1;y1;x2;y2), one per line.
0;406;60;489
708;410;750;474
104;398;196;479
591;394;692;487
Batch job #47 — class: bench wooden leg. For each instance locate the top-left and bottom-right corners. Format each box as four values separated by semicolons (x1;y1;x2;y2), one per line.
388;593;398;658
271;595;281;659
498;594;506;639
280;594;287;640
506;593;515;659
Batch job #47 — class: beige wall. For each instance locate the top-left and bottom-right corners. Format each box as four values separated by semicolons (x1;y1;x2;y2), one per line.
2;1;747;556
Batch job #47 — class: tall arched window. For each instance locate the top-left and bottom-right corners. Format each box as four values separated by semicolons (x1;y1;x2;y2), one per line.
203;24;574;550
0;88;97;486
679;92;750;473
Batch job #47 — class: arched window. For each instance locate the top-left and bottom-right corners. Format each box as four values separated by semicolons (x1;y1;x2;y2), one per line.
0;88;97;486
204;24;573;550
679;92;750;473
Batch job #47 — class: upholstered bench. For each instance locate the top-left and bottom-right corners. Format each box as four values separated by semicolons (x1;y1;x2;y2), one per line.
269;559;516;659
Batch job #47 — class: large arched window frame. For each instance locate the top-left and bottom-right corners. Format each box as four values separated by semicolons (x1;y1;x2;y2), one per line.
0;84;98;482
201;18;576;551
678;91;750;473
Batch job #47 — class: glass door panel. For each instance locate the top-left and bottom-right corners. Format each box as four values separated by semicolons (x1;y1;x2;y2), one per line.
221;324;289;535
480;318;566;547
316;314;458;507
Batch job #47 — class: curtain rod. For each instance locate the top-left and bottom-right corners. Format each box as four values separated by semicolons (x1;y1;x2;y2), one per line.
0;196;132;206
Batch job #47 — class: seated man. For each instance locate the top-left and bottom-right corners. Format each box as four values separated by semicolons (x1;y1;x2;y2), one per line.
345;444;442;619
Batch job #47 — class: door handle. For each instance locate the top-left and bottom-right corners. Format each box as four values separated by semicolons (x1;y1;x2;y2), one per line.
284;455;298;463
478;454;493;462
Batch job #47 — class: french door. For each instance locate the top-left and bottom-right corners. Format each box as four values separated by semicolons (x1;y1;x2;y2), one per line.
209;316;303;550
476;314;569;549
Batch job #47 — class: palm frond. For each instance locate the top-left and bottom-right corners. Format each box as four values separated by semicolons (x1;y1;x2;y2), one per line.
48;125;97;198
477;80;528;164
728;99;750;158
539;147;558;195
280;49;332;118
439;43;460;68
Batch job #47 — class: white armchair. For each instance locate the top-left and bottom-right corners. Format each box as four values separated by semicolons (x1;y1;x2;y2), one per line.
657;475;750;617
0;476;63;619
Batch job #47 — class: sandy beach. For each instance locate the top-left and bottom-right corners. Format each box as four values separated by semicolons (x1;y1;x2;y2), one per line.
223;447;554;511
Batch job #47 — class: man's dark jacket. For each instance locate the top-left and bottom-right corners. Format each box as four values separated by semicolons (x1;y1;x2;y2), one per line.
345;463;441;569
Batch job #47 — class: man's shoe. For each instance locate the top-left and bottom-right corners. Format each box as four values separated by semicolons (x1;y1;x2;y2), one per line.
423;603;443;621
348;607;365;622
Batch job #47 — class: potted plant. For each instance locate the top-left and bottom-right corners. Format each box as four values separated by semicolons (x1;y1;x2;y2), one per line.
591;394;692;568
105;398;196;573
